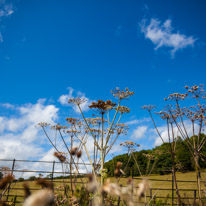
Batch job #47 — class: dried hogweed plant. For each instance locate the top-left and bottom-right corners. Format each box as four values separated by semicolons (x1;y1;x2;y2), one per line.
142;84;206;206
36;88;135;205
68;88;134;185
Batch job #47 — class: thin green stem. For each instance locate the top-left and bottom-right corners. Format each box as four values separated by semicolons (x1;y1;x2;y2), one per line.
104;99;121;153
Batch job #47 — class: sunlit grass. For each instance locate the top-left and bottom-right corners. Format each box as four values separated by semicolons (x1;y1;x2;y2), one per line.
2;171;206;205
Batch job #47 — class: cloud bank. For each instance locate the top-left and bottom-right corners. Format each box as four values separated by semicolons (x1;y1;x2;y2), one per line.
0;100;59;160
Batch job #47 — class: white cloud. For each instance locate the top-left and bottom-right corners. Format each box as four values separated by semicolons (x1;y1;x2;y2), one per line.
154;121;201;146
58;87;93;113
125;118;150;125
132;125;148;139
0;103;14;109
140;18;196;57
0;1;14;17
0;116;6;132
0;100;59;161
0;1;15;43
58;87;74;105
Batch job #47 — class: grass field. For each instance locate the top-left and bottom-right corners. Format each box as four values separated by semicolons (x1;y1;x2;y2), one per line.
1;171;206;205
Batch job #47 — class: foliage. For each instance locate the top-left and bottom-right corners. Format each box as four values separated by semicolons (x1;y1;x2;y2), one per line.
18;177;24;182
28;176;36;181
105;134;206;176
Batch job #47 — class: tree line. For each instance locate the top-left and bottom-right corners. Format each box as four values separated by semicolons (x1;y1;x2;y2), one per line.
104;134;206;176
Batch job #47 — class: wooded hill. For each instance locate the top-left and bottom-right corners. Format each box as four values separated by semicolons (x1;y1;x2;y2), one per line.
104;134;206;176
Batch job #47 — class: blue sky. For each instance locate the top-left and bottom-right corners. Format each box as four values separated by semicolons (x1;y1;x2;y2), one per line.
0;0;206;165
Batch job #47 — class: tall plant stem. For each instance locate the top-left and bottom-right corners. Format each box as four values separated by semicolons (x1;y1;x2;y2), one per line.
70;135;73;196
77;105;97;179
167;119;182;206
78;104;95;139
149;111;164;143
104;99;121;152
101;113;104;186
131;152;142;176
192;121;202;206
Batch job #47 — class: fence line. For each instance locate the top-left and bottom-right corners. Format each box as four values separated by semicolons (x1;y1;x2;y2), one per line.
0;159;204;205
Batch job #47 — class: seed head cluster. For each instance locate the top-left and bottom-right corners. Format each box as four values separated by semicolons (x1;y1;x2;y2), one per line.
111;87;134;99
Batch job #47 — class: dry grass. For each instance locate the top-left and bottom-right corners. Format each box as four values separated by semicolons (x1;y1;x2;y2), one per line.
1;171;206;205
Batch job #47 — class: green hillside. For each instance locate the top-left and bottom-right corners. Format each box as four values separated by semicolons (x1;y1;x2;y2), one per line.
105;134;206;176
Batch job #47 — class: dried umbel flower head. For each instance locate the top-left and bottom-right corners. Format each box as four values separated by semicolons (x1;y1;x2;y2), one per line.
120;141;140;149
23;188;54;206
111;87;134;99
87;117;107;126
0;174;14;189
166;93;186;101
66;117;80;125
89;100;116;113
141;105;156;112
102;180;121;196
86;174;98;193
51;124;67;131
143;153;155;160
68;97;87;105
116;161;122;169
37;122;50;127
70;147;78;156
76;151;82;158
66;129;80;134
114;162;123;176
116;106;130;114
136;179;149;200
155;110;171;120
185;84;206;99
54;152;66;163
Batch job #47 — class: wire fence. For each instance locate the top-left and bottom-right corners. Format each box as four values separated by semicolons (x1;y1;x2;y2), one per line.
0;159;204;205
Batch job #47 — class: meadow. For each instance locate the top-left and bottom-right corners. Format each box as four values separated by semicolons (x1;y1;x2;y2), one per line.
1;171;206;205
1;85;206;206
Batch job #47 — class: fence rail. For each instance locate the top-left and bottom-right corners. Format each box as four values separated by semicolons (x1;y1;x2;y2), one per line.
0;159;204;205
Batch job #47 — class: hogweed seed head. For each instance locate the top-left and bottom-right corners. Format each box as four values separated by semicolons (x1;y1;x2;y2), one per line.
111;87;134;99
54;152;66;163
70;147;78;156
76;151;82;158
68;97;87;105
0;174;14;190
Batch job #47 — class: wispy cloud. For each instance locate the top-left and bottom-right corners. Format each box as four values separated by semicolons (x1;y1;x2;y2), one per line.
0;103;15;109
140;18;196;57
125;118;150;126
0;0;15;43
0;1;14;17
58;87;93;113
131;125;148;139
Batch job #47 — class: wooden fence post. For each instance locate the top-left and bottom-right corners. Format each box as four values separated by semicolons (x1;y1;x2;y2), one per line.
6;159;15;201
172;172;174;206
193;190;197;206
150;188;152;200
13;195;17;205
51;161;55;183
